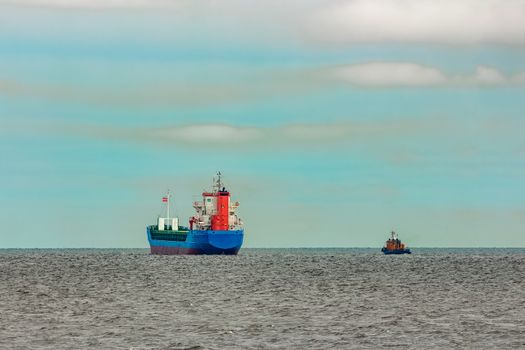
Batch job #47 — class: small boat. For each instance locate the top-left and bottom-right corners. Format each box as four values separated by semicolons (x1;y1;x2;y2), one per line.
381;230;411;255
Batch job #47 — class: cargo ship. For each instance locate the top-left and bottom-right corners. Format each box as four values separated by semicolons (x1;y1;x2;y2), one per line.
381;230;411;255
146;172;244;255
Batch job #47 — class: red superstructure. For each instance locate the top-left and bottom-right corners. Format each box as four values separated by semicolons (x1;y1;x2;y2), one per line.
190;172;242;231
211;190;230;230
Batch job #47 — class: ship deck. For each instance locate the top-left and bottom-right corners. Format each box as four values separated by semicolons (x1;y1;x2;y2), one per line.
148;225;189;242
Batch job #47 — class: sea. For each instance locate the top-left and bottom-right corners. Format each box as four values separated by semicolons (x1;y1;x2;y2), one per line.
0;248;523;349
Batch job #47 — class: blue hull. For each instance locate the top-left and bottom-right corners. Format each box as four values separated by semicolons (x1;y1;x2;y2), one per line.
147;227;244;255
382;248;411;255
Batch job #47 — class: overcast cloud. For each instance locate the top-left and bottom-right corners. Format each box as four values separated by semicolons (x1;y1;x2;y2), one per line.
309;0;525;45
0;0;178;9
331;63;524;87
5;0;525;46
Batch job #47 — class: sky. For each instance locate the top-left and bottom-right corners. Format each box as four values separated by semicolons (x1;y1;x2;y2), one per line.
1;0;524;248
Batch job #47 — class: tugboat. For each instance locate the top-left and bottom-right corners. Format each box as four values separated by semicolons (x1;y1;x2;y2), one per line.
381;230;411;255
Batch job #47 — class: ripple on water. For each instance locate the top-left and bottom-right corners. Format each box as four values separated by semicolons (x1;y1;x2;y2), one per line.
0;248;524;349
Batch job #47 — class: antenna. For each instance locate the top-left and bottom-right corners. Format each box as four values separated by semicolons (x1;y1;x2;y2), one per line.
216;171;223;192
391;230;397;240
166;189;170;220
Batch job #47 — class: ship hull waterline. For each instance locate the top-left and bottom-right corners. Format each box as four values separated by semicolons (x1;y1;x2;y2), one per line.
381;248;411;255
147;227;244;255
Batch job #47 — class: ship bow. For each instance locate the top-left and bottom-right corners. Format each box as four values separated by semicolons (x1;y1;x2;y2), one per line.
208;230;244;251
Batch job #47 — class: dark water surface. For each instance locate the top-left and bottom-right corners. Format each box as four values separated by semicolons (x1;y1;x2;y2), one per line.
0;248;524;349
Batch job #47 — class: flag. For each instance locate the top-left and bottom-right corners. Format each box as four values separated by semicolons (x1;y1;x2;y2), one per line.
162;197;168;202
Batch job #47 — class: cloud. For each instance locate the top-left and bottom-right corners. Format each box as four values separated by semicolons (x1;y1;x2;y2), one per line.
309;0;525;45
470;66;507;85
65;123;351;147
153;124;264;143
1;63;523;111
512;71;525;83
0;79;275;107
4;0;525;48
331;62;524;87
0;72;316;107
332;62;447;87
14;119;445;149
6;117;523;169
281;124;349;140
0;0;178;9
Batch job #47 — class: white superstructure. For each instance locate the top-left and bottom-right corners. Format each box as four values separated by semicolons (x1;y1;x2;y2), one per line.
190;172;243;230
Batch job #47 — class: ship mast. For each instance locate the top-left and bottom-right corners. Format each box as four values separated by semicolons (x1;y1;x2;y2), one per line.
215;171;223;192
166;189;171;220
391;230;397;240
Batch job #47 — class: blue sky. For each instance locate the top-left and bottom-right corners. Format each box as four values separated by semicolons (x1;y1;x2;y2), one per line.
1;0;524;247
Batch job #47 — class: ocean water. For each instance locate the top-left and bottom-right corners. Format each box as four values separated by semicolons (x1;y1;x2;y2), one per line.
0;249;524;349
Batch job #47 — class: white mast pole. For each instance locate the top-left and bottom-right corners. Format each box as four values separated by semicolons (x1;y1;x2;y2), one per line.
167;189;170;220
